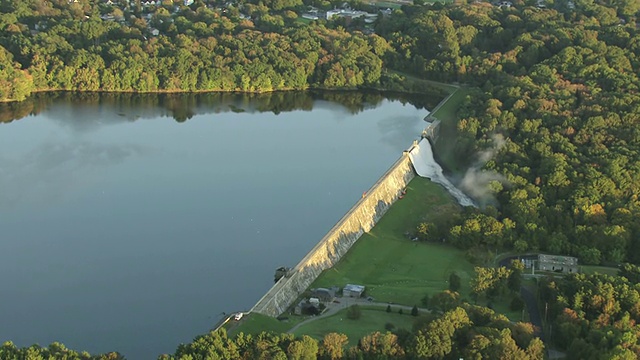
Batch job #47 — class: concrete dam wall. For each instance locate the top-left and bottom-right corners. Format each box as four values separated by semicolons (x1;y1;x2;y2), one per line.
251;153;416;317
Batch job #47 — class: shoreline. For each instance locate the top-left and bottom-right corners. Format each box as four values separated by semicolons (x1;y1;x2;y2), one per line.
0;72;450;104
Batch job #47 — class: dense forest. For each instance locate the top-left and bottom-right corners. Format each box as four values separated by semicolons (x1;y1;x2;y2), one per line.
383;1;640;266
1;0;640;358
539;265;640;359
0;0;401;101
163;305;544;359
0;303;543;359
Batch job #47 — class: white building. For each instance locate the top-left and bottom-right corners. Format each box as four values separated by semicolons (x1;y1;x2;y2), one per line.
326;8;368;20
343;284;365;298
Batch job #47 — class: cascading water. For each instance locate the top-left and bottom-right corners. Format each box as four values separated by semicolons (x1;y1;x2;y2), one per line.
409;138;477;207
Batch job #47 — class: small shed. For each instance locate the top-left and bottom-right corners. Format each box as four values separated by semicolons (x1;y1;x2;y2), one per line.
311;288;336;302
343;284;365;298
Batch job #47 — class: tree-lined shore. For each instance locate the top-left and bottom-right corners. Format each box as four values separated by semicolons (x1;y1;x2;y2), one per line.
2;0;640;358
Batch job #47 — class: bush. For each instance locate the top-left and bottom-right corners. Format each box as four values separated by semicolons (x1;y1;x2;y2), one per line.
430;290;460;312
449;272;461;292
347;305;361;320
465;247;494;265
398;308;403;315
420;294;429;307
384;322;395;331
394;328;412;345
510;296;525;311
386;305;392;313
411;305;419;317
303;306;320;316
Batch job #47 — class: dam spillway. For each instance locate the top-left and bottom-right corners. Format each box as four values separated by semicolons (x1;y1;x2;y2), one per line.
408;138;476;207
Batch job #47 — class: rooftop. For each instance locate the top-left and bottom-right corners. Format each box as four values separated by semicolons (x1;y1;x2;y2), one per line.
538;254;578;265
344;284;365;292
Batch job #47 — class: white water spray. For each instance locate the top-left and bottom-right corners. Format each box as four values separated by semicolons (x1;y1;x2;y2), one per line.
409;138;477;207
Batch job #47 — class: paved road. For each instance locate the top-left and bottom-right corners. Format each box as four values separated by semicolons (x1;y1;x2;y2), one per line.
287;299;426;333
520;286;544;341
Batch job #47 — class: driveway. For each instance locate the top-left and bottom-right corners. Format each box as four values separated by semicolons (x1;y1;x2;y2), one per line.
520;286;544;341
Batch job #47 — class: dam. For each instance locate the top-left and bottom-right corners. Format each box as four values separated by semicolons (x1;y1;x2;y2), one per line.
251;127;474;317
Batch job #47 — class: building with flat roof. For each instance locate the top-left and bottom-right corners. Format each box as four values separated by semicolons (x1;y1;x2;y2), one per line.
537;254;579;273
343;284;365;298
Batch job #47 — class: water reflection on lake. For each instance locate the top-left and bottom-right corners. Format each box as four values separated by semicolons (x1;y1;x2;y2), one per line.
0;91;439;358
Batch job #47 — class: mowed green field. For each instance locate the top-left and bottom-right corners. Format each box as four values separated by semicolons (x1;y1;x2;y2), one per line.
580;265;619;276
292;307;415;346
227;313;306;337
430;87;470;124
311;177;474;306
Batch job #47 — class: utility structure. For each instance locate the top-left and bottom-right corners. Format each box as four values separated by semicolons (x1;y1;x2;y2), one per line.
422;119;441;142
273;266;292;282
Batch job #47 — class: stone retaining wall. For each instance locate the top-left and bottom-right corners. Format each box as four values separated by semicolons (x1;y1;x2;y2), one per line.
251;152;416;317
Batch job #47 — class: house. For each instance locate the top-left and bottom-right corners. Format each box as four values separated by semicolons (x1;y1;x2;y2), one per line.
326;9;342;20
311;288;335;302
537;254;578;273
325;7;369;20
343;284;365;298
380;8;392;16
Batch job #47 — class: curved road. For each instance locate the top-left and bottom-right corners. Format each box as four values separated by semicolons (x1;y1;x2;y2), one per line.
287;299;427;333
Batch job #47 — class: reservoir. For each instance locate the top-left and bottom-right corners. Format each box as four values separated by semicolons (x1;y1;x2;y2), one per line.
0;91;439;358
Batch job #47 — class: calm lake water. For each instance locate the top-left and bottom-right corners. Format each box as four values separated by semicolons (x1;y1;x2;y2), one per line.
0;91;438;358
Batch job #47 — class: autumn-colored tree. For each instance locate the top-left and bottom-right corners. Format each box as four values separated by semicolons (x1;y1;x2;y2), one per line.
319;333;348;360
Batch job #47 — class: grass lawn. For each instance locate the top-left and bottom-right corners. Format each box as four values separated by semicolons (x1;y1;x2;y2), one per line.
371;1;404;9
292;307;416;346
485;298;527;322
386;70;457;97
295;17;313;24
311;177;474;306
227;313;305;337
430;87;470;124
581;265;619;276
